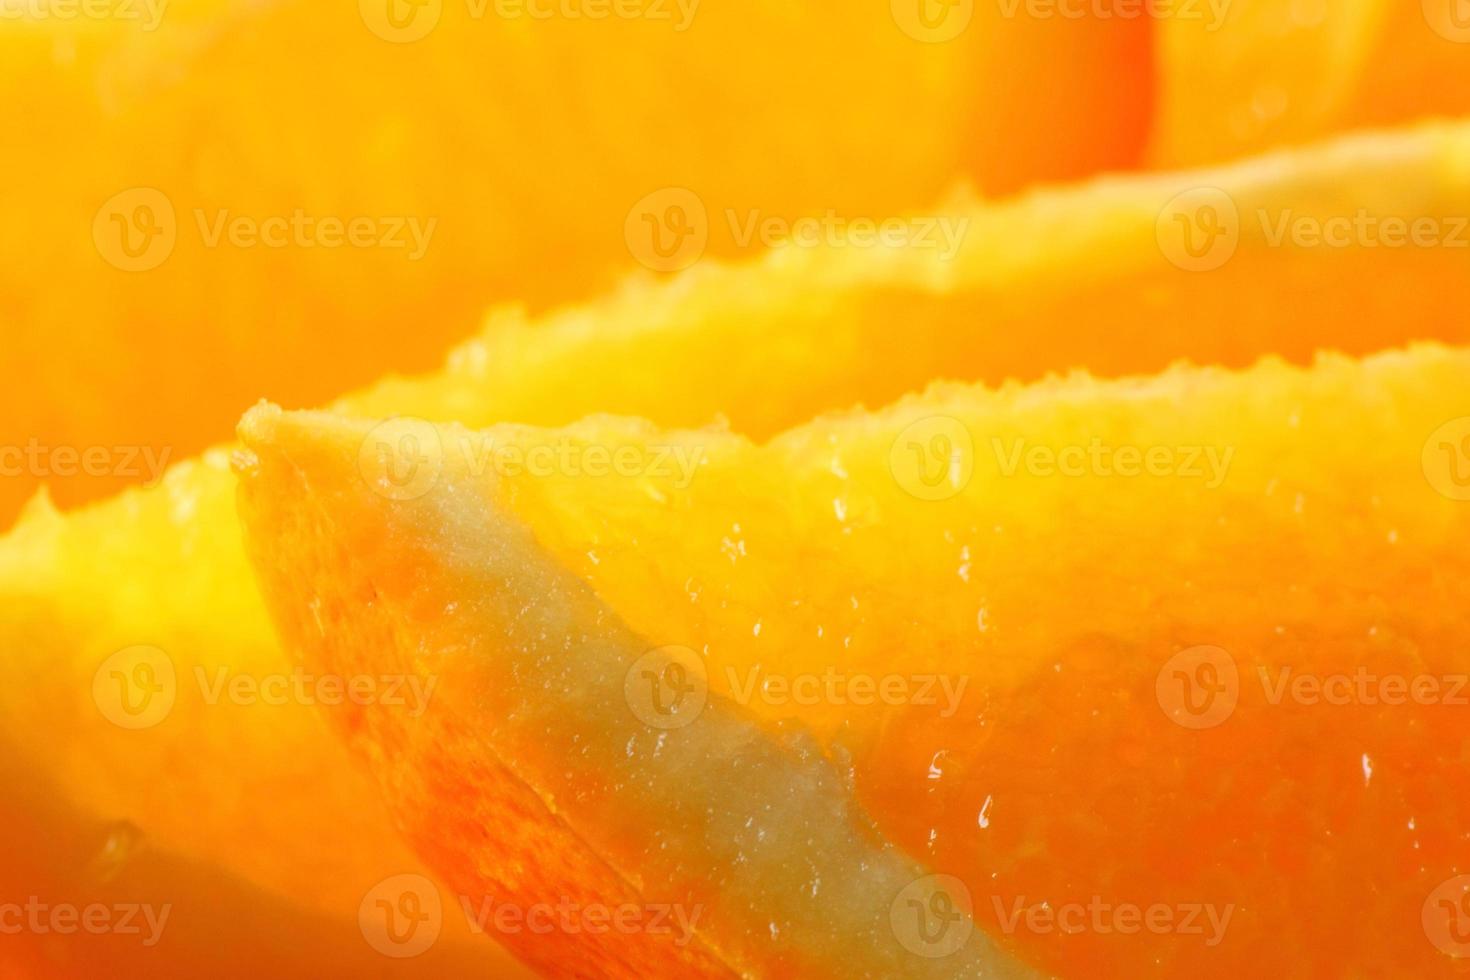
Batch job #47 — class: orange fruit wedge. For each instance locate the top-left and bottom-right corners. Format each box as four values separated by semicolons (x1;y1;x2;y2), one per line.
0;468;531;976
235;403;1039;980
346;119;1470;441
0;734;523;979
6;119;1470;971
236;341;1470;978
1150;0;1470;166
0;0;1152;526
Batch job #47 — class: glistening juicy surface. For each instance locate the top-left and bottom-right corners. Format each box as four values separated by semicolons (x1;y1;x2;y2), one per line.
8;120;1470;974
241;344;1470;977
236;404;1036;980
0;0;1152;524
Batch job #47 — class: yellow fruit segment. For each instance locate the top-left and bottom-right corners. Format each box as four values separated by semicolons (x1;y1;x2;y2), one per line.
348;119;1470;440
6;120;1470;972
0;465;531;976
1149;0;1470;166
235;403;1037;980
0;0;1152;526
236;343;1470;977
0;736;520;978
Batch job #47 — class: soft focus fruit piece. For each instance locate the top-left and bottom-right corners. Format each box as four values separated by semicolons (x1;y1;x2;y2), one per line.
235;404;1035;980
1150;0;1470;166
350;120;1470;441
0;736;523;978
0;0;1153;524
8;119;1470;973
0;460;529;977
244;343;1470;977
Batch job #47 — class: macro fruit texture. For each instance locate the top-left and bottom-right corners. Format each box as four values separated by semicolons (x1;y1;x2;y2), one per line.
348;119;1470;441
7;2;1470;975
0;739;527;979
0;0;1152;528
235;343;1470;978
0;464;534;978
235;403;1039;980
4;119;1470;976
1150;0;1470;165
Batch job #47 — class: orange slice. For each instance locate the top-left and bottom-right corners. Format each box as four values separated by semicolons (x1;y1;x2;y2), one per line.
0;0;1152;525
235;403;1038;980
348;119;1470;441
0;470;530;976
0;736;521;978
1150;0;1470;166
237;342;1470;977
6;120;1470;971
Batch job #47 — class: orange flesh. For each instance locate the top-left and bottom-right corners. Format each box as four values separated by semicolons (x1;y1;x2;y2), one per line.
239;344;1470;977
0;1;1153;529
10;121;1470;978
